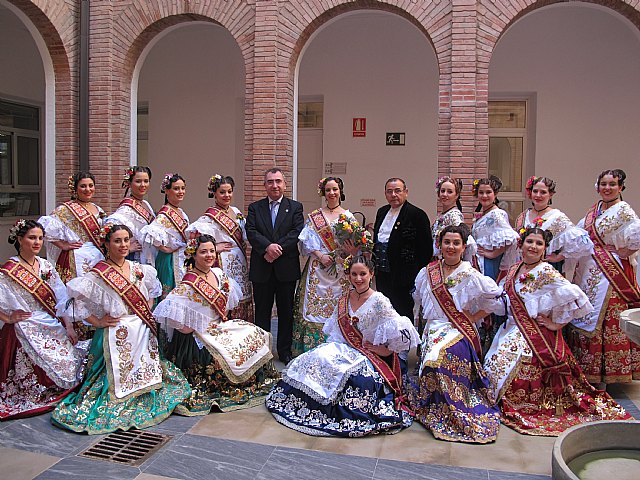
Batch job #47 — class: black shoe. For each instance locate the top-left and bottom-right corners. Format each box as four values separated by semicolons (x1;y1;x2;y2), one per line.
280;354;294;365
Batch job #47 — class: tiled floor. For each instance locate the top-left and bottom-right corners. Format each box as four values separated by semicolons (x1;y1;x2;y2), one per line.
1;359;639;480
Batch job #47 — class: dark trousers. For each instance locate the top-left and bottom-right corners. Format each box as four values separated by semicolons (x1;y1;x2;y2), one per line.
252;272;296;359
375;270;414;321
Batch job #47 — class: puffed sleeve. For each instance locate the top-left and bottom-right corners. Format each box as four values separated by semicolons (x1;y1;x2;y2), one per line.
140;263;162;299
363;294;420;353
298;219;325;256
449;268;505;317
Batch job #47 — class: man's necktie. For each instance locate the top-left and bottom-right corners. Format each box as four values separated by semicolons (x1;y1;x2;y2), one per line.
270;200;278;227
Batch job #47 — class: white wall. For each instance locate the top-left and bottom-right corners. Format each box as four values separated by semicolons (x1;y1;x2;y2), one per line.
0;5;44;102
137;23;245;220
297;11;439;224
490;4;640;222
0;4;45;260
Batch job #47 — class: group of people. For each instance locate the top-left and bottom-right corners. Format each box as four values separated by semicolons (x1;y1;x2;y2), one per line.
0;166;637;445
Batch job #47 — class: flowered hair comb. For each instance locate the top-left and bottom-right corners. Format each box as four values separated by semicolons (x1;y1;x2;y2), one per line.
8;219;27;243
121;167;135;189
161;173;175;193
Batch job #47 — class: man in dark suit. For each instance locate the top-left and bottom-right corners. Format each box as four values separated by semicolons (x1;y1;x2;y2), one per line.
373;177;433;320
246;167;304;364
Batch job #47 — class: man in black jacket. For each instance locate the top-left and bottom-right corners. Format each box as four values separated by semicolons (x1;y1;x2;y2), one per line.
246;168;304;365
373;178;433;320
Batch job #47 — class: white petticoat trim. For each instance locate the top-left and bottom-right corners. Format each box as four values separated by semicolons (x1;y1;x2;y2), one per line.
155;297;219;334
474;228;519;251
140;222;186;250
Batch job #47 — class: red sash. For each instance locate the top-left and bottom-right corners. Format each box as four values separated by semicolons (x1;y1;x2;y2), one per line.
515;211;526;231
204;207;246;254
157;205;188;242
90;261;157;336
308;209;338;252
336;295;411;413
181;272;228;321
584;203;640;307
504;264;571;382
62;201;102;247
0;260;58;319
427;261;482;357
118;198;153;225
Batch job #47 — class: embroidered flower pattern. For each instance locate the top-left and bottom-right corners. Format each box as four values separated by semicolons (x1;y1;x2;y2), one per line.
519;272;535;283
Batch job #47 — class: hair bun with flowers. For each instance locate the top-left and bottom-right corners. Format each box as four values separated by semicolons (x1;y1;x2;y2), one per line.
122;167;134;189
8;219;27;243
208;174;223;198
161;173;175;193
68;175;76;199
99;224;113;242
317;177;327;197
184;238;198;259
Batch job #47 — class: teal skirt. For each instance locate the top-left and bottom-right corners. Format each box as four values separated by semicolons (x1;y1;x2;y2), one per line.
51;328;191;434
155;251;177;304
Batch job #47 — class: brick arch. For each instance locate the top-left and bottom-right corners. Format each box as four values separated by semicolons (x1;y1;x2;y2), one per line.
5;0;77;204
287;1;446;74
478;0;640;56
267;0;453;206
88;1;255;211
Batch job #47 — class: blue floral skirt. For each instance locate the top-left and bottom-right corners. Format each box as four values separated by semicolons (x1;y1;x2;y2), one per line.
266;345;412;437
408;337;500;443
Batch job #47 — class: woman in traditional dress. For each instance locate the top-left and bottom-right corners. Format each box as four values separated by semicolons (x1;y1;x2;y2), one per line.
105;166;155;262
471;175;519;352
39;172;106;340
409;225;503;443
292;176;359;356
154;234;279;415
266;255;420;437
51;224;190;434
186;175;253;321
38;172;106;284
514;176;593;277
140;173;188;301
484;227;630;436
471;175;519;281
568;169;640;386
1;220;85;420
431;176;476;261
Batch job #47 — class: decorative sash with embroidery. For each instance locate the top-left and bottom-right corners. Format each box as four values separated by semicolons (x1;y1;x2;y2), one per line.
181;271;228;321
0;260;58;319
427;261;482;357
90;261;156;335
308;209;338;252
336;294;411;413
504;264;571;383
157;205;188;242
118;198;153;225
63;201;102;247
515;211;526;232
584;204;640;306
204;207;246;254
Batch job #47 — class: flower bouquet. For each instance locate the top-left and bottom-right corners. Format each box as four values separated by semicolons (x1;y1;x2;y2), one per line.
332;214;374;252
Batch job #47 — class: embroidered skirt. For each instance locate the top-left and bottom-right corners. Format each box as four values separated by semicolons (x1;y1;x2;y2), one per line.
408;337;500;443
266;344;412;437
162;330;279;415
0;324;76;420
500;349;630;436
568;290;640;384
51;328;191;434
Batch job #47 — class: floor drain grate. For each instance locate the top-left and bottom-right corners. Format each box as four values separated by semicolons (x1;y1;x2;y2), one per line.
78;430;172;466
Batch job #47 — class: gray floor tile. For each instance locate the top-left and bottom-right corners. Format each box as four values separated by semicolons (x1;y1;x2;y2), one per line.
488;472;550;480
145;414;201;434
256;446;377;480
142;434;275;479
34;456;140;480
0;414;94;457
374;459;489;480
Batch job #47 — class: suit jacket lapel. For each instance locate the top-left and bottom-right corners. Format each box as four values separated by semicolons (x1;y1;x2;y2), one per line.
260;198;275;236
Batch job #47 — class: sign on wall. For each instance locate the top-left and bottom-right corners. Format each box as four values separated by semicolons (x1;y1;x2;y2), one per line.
386;132;405;146
353;118;366;137
324;162;347;175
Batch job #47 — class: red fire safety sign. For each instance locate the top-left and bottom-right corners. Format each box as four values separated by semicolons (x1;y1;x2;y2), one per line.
353;118;366;137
